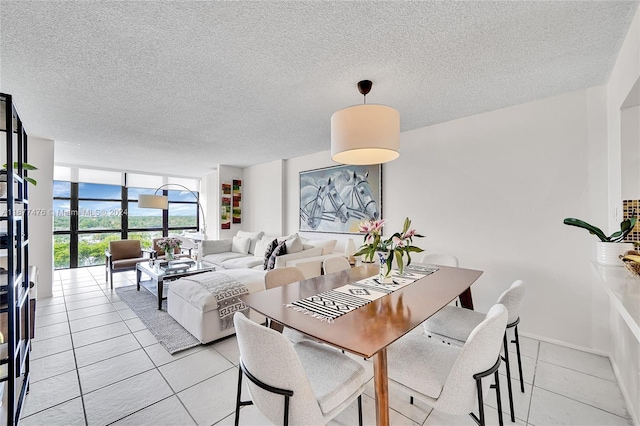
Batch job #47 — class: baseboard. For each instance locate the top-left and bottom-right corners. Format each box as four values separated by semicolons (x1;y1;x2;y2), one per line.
518;331;610;358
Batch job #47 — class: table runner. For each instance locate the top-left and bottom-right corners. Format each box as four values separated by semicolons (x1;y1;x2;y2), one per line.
286;265;438;322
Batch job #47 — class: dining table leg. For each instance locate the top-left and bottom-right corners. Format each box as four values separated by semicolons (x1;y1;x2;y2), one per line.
373;348;390;426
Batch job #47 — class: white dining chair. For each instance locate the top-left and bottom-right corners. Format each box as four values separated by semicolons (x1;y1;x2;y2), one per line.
420;253;459;267
233;312;367;426
422;280;526;422
264;267;309;343
322;256;351;275
387;304;508;426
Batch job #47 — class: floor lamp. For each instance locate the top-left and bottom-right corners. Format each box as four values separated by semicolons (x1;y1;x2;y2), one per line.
138;184;207;259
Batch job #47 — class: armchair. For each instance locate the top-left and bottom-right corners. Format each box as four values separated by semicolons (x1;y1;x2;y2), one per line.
105;239;154;287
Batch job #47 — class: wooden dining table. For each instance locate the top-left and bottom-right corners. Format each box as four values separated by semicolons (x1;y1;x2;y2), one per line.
240;263;483;426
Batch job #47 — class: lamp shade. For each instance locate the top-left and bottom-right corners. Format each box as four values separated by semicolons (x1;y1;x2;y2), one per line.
331;104;400;165
138;194;168;209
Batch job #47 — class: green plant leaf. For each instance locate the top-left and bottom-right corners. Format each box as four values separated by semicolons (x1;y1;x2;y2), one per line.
395;248;404;273
563;218;609;242
24;177;37;186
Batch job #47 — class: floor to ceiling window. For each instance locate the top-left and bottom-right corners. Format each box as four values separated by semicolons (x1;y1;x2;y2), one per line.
53;167;200;269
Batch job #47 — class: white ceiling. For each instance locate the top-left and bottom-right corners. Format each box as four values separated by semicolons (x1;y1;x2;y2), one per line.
1;1;638;178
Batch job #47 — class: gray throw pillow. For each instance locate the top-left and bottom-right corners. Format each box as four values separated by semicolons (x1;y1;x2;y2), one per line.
263;239;279;270
267;241;287;270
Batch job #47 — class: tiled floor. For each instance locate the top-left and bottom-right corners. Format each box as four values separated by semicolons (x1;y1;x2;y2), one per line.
20;266;633;426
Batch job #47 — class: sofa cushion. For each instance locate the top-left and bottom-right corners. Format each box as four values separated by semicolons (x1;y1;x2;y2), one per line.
300;238;337;255
254;237;272;260
267;241;287;270
273;246;323;269
263;238;279;270
201;239;233;255
112;258;147;269
236;230;265;255
203;252;247;266
221;256;264;269
232;236;251;254
285;233;304;254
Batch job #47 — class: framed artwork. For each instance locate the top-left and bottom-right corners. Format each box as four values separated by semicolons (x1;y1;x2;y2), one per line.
299;164;382;234
221;182;231;229
232;179;242;224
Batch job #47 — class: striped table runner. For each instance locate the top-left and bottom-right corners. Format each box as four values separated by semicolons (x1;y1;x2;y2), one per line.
286;266;438;322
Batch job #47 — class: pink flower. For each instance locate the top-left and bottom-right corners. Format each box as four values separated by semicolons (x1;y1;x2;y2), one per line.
392;236;406;248
402;229;416;239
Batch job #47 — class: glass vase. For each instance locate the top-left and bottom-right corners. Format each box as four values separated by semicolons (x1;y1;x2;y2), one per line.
165;250;176;261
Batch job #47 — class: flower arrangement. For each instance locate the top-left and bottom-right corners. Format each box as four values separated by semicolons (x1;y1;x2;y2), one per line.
156;237;181;256
354;217;424;276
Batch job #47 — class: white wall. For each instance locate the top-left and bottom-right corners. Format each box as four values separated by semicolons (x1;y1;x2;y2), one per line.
607;7;640;229
248;88;610;351
243;159;284;235
28;137;54;298
621;104;639;200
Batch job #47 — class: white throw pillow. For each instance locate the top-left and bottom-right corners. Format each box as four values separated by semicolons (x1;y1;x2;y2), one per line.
253;236;272;258
305;239;337;255
285;233;303;254
231;236;251;254
235;230;265;255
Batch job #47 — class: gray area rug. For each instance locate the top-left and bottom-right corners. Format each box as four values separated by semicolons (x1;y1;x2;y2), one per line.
115;285;200;354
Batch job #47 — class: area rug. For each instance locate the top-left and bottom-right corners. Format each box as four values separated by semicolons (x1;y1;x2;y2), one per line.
115;285;200;354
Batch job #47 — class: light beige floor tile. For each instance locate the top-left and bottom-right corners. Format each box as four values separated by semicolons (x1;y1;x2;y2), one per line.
36;303;67;317
424;405;508;426
69;311;123;333
508;333;539;359
133;329;159;347
79;348;155;393
83;369;173;426
144;343;206;367
117;308;137;320
20;397;85;426
177;368;238;426
63;285;103;295
21;370;81;417
72;321;130;348
535;360;628;418
209;335;240;365
31;333;73;360
62;290;106;302
159;349;234;393
33;322;70;341
34;312;69;327
67;303;116;321
65;296;112;313
112;300;130;311
538;341;616;382
528;387;631;426
111;395;196;426
30;349;77;383
125;317;146;332
75;333;142;368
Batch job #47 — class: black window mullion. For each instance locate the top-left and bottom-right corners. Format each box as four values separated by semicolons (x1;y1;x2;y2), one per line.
121;186;128;239
69;183;79;268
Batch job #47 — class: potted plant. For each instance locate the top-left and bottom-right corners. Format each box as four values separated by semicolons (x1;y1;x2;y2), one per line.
354;217;424;282
563;217;637;265
0;162;37;197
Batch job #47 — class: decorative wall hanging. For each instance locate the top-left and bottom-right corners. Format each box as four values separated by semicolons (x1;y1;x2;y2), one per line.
221;182;231;229
299;164;382;234
233;179;242;224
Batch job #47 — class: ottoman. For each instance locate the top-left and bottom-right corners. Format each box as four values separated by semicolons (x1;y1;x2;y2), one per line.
167;269;267;343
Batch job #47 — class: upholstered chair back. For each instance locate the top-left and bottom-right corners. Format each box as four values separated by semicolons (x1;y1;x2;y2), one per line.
420;253;459;267
322;257;351;275
265;266;305;290
233;313;325;425
496;280;526;325
437;304;507;414
109;240;142;261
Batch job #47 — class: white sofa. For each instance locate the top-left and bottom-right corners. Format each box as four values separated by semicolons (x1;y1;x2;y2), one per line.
200;231;339;277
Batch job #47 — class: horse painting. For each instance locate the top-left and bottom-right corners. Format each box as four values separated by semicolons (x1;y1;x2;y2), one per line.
299;165;381;233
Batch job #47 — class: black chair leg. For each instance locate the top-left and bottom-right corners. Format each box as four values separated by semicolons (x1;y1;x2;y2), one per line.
502;334;515;422
512;325;525;393
476;377;485;426
410;396;414;405
234;367;244;426
358;395;363;426
493;369;504;426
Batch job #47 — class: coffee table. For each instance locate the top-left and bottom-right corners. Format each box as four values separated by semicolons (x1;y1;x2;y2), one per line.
136;260;216;310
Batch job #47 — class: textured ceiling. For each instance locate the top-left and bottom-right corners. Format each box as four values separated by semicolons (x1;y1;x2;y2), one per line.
1;1;638;177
